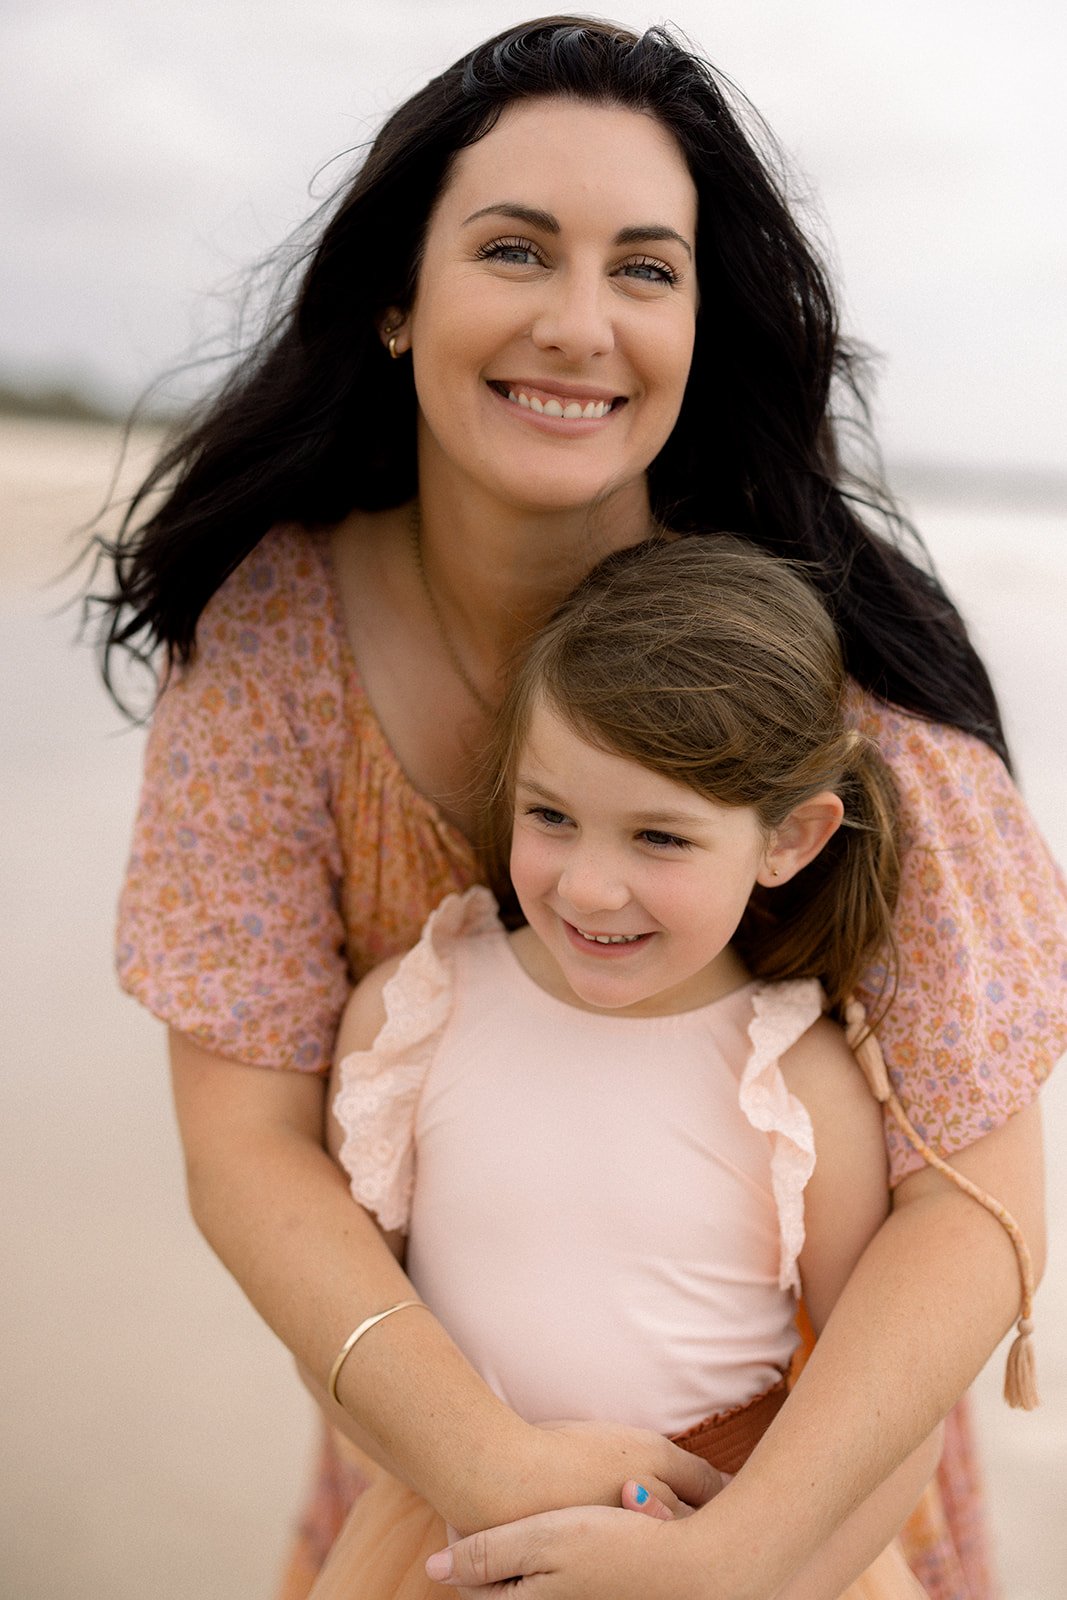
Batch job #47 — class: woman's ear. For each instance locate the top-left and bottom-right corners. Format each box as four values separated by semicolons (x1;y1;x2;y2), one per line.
757;791;843;887
378;308;411;359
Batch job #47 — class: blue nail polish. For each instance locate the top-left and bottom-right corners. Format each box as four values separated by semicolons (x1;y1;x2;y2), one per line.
634;1484;650;1505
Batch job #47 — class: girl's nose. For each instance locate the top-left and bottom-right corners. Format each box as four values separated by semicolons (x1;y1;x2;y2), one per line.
530;267;615;363
557;851;629;916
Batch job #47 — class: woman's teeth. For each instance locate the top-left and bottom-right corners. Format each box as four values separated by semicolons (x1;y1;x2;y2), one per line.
577;930;644;944
507;389;612;419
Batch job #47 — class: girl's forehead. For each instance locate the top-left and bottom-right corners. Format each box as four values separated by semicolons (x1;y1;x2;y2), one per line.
516;701;708;813
514;704;766;848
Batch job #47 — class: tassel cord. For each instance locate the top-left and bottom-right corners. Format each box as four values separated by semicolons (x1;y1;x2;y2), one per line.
844;998;1039;1410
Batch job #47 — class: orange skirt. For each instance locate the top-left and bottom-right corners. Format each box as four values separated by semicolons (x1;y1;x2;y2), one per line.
298;1467;925;1600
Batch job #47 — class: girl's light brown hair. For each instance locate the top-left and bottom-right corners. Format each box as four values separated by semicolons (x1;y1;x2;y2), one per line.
486;535;900;1016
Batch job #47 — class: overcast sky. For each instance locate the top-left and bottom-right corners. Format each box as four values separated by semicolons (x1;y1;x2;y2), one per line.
4;0;1065;471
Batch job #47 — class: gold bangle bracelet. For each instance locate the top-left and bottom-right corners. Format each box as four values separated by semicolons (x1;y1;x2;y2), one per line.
327;1299;427;1406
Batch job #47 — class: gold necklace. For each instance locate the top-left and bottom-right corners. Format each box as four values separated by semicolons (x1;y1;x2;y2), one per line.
409;504;495;717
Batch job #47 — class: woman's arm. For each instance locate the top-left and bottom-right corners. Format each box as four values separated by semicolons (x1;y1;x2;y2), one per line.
716;1097;1045;1591
430;1087;1045;1598
169;1033;719;1531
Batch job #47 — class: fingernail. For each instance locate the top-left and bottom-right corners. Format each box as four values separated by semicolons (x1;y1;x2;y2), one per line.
426;1549;454;1582
634;1484;650;1505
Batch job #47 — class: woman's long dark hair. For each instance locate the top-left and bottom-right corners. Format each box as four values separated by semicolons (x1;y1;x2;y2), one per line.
88;15;1009;765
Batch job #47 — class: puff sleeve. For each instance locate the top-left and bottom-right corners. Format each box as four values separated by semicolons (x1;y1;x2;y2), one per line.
116;530;350;1072
851;694;1067;1183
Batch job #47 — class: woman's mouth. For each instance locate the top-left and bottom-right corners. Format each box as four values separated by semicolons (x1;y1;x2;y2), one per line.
489;381;623;420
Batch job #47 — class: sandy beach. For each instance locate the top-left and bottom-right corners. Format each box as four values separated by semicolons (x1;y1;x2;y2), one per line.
1;416;1064;1599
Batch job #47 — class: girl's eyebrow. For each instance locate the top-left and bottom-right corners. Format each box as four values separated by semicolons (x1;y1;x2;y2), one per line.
516;776;714;832
515;776;563;802
462;203;692;259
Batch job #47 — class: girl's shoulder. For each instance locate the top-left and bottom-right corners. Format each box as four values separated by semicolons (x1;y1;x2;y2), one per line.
740;983;887;1298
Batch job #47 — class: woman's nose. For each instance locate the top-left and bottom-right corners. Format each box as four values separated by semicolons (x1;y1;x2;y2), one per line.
530;267;615;362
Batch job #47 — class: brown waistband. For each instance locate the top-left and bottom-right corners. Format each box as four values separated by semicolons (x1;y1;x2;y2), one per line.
668;1374;788;1475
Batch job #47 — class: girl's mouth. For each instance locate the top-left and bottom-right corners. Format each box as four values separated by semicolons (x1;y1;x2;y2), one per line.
564;920;652;955
488;381;623;420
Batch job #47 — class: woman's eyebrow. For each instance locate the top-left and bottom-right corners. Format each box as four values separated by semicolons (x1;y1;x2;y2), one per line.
463;202;560;233
614;224;692;259
462;204;692;258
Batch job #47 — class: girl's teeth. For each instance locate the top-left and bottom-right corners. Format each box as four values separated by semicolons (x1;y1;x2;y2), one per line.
504;389;610;419
579;930;643;944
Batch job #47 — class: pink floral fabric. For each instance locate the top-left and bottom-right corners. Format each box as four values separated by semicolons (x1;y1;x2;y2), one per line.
118;525;1066;1186
847;687;1066;1180
117;526;478;1073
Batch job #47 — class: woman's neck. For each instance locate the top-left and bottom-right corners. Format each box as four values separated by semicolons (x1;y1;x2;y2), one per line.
413;466;656;667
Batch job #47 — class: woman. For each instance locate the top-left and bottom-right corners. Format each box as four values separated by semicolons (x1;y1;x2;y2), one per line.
97;18;1061;1599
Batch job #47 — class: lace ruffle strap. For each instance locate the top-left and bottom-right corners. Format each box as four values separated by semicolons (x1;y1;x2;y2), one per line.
332;887;500;1233
739;980;824;1293
844;996;1039;1410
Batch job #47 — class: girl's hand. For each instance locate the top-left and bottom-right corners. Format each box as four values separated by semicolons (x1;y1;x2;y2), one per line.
515;1419;723;1524
426;1506;710;1600
620;1479;678;1520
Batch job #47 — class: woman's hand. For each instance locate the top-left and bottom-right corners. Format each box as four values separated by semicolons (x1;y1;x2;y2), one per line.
427;1504;712;1600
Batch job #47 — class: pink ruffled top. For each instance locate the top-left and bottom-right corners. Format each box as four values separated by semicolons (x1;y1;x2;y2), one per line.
116;526;1067;1182
334;888;824;1433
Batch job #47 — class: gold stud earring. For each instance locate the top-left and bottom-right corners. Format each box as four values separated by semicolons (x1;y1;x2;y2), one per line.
387;332;400;360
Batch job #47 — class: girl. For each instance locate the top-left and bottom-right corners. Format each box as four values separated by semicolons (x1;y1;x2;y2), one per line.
103;18;1059;1596
311;538;1033;1600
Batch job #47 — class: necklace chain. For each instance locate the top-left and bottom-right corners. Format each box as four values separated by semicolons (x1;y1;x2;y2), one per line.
409;504;495;717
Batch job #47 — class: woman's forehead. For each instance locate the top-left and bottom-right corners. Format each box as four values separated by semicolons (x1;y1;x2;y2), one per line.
431;96;697;236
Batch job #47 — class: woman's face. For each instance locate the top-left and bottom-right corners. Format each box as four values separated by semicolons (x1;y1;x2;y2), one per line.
399;95;699;517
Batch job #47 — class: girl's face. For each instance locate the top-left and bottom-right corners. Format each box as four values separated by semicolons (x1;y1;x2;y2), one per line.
509;701;771;1017
400;95;699;516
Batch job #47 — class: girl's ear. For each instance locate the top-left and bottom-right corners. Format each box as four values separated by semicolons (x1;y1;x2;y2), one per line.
378;307;411;358
757;791;843;887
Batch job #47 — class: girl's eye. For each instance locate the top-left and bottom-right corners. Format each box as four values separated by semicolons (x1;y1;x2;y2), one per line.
619;256;677;286
525;805;569;828
639;829;691;850
477;236;545;268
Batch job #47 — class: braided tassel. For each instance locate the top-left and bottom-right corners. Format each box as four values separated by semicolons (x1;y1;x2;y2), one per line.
1004;1317;1038;1410
844;997;1039;1411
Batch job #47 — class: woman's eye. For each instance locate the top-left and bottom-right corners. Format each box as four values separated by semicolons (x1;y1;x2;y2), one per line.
619;256;677;286
477;236;544;268
639;829;691;850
